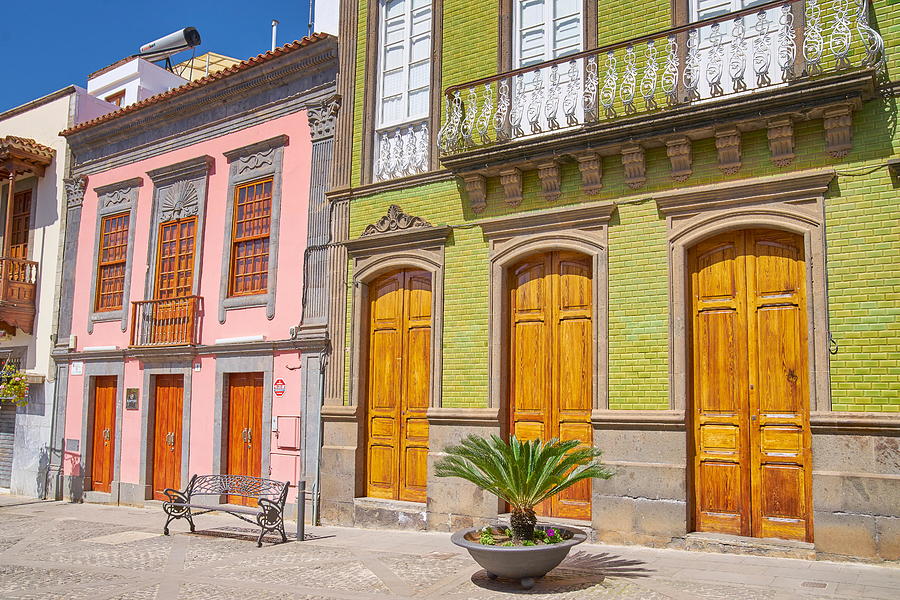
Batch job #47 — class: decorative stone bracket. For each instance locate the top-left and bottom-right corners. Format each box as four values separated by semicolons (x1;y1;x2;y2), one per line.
64;176;88;208
499;167;523;208
715;127;742;174
665;136;692;182
573;152;602;195
621;144;646;189
462;174;487;214
536;160;561;203
767;117;795;167
823;103;854;158
361;204;432;236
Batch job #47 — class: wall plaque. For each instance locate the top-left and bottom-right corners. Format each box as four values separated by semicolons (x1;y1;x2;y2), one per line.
125;388;139;410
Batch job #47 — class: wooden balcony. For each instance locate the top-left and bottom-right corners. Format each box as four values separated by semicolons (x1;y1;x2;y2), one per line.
0;257;38;335
435;0;885;193
130;296;201;347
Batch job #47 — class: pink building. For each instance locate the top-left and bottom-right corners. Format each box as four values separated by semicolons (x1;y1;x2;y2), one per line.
55;35;338;519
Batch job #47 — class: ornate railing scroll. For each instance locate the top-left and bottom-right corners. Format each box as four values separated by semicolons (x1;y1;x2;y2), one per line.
130;295;201;347
374;120;430;182
437;0;885;155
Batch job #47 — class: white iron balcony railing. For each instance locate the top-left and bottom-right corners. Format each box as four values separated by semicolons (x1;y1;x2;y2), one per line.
437;0;884;156
375;120;430;182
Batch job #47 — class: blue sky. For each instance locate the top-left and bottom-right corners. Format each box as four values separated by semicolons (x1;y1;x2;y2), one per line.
0;0;313;112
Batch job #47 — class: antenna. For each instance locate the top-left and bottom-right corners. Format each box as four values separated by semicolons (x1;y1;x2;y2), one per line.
271;19;279;51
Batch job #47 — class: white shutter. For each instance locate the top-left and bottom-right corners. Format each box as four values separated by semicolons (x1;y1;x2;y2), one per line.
377;0;432;129
515;0;582;68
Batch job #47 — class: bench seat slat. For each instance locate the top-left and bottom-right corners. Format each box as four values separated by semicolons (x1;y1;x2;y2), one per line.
171;502;258;515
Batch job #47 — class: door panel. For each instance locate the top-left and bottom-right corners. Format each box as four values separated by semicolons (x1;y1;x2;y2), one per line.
509;251;593;519
91;376;117;493
152;375;183;501
366;269;431;503
227;373;263;506
690;229;812;542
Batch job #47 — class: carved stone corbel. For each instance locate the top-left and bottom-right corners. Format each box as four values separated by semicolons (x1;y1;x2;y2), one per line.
715;127;742;174
767;116;795;167
621;144;646;189
499;167;523;207
823;104;853;158
64;176;88;208
362;204;431;236
573;151;603;195
462;173;487;214
536;160;561;203
665;136;692;182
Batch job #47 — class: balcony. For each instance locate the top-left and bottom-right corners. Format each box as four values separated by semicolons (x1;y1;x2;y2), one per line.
0;258;38;335
436;0;885;209
129;296;201;347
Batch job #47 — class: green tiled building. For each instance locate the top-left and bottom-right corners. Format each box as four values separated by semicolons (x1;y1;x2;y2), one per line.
320;0;898;561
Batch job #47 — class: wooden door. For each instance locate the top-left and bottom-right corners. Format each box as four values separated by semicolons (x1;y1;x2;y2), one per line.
9;190;31;260
689;229;812;542
226;373;263;506
152;375;183;501
91;376;117;493
366;269;431;503
509;251;593;519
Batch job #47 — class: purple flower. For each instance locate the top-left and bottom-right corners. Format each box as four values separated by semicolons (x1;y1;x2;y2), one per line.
546;528;556;537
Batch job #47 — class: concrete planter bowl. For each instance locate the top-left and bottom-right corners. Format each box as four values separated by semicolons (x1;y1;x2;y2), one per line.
451;525;587;589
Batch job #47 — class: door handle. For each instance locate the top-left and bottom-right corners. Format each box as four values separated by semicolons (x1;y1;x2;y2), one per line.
246;428;252;444
241;428;248;443
103;428;110;441
751;415;758;421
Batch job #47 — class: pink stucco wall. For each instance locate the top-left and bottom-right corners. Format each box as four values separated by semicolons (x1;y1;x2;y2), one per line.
63;111;312;487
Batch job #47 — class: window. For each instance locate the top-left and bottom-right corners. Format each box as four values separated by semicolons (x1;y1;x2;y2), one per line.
228;178;272;297
95;213;130;311
374;0;433;181
8;190;32;260
105;90;125;107
690;0;769;22
156;218;197;299
514;0;582;68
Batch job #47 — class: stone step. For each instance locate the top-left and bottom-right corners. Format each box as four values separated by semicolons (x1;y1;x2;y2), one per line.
681;531;816;560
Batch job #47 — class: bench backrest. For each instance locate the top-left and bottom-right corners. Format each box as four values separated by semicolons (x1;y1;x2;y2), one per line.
187;474;288;503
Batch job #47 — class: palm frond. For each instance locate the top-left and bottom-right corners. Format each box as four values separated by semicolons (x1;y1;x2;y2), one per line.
434;435;614;511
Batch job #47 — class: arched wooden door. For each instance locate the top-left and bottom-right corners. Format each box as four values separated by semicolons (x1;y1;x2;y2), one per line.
509;251;593;520
689;229;812;542
365;269;431;503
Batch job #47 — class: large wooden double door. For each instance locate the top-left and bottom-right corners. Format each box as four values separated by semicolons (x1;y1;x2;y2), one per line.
509;251;593;520
227;373;263;506
152;375;184;501
689;229;812;542
366;269;431;503
91;376;117;493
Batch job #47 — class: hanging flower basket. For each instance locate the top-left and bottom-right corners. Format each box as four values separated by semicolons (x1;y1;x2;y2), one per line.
0;363;28;406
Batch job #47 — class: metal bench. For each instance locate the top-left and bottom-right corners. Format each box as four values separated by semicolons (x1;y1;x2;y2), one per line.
162;474;290;547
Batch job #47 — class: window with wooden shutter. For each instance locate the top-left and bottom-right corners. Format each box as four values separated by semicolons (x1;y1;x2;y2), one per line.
373;0;432;181
513;0;582;68
95;212;130;312
228;178;272;297
8;190;32;260
156;218;197;300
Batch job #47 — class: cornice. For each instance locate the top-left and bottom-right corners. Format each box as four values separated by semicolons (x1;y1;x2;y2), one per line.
147;155;214;185
93;177;144;196
654;168;835;216
426;407;501;426
326;169;455;203
591;410;686;430
345;225;451;256
479;201;617;238
224;135;290;162
810;412;900;434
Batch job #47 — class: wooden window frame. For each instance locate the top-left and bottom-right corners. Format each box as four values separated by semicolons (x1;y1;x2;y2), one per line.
105;90;126;107
361;0;444;184
8;189;32;260
227;177;273;298
88;178;141;334
154;216;198;300
94;211;130;312
498;0;597;73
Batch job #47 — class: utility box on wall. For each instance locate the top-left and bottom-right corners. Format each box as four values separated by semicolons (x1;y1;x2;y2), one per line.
276;416;300;450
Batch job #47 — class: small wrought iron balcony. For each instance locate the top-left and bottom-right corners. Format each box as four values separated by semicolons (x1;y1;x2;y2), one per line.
130;296;201;347
437;0;884;159
0;257;38;335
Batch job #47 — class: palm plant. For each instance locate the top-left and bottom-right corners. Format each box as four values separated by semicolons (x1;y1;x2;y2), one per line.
434;435;613;543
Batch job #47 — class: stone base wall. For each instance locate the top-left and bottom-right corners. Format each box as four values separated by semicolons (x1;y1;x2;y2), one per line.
319;406;900;562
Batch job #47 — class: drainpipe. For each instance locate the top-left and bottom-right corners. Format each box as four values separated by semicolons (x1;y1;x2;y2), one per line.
271;19;279;51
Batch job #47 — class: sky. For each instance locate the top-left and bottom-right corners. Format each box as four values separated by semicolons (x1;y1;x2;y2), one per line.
0;0;314;112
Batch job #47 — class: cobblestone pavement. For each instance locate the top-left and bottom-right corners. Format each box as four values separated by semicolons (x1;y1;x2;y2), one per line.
0;495;897;599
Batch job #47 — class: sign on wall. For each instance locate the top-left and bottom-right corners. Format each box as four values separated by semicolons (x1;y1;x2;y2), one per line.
273;378;286;398
71;362;84;376
125;388;139;410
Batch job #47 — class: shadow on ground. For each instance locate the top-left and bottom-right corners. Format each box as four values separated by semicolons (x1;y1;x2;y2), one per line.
189;526;333;544
469;550;652;594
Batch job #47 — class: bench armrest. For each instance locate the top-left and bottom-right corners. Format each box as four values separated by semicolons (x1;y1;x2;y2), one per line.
256;497;284;529
162;488;192;517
